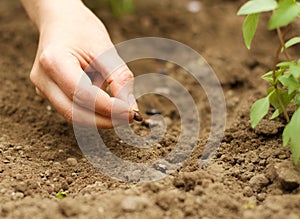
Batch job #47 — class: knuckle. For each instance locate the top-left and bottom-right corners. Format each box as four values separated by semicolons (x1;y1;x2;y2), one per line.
29;71;38;86
108;67;134;85
39;47;58;72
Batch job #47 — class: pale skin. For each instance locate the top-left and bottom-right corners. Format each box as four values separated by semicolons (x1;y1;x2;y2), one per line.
20;0;138;128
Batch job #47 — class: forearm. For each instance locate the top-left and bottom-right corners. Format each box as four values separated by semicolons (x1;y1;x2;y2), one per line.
20;0;84;32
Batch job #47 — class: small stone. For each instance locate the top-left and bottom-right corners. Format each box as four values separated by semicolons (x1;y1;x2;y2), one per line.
66;158;78;166
121;196;148;212
257;193;266;201
249;174;269;192
243;186;253;197
53;162;62;169
66;177;73;184
15;146;23;150
275;161;300;191
46;105;52;111
146;109;161;115
13;192;24;200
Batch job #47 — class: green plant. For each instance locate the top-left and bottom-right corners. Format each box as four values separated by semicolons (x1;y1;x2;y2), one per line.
56;191;67;199
238;0;300;165
84;0;135;17
109;0;135;17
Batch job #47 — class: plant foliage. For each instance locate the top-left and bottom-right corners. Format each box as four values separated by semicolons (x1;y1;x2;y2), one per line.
238;0;300;165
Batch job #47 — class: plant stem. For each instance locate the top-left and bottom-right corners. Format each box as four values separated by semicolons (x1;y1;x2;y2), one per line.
271;28;290;123
277;27;291;61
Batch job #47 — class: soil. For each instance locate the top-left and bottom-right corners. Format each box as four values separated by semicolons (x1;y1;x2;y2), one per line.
1;0;300;218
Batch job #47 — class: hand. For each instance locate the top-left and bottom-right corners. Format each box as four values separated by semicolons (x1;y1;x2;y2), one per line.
21;0;137;128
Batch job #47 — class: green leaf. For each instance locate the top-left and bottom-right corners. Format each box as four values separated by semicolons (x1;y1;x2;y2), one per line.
287;62;300;78
277;61;293;68
270;108;281;119
269;0;300;30
237;0;278;15
56;191;67;199
269;87;294;110
294;94;300;105
262;71;274;83
283;122;291;146
278;75;300;94
242;13;260;49
110;0;135;17
285;37;300;49
282;108;300;165
250;97;270;128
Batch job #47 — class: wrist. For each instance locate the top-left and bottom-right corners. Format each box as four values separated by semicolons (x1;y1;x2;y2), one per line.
21;0;85;32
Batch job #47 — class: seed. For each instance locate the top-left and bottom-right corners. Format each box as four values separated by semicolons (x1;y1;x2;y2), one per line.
146;109;161;115
133;110;143;122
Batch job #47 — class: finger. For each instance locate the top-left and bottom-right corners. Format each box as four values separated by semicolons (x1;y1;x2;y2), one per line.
39;47;131;119
87;71;108;91
36;74;133;128
35;87;46;98
90;48;139;111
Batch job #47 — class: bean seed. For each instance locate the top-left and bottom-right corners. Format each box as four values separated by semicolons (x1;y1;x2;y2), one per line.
133;110;143;122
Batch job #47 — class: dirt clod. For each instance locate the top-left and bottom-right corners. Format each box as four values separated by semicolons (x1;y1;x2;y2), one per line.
275;161;300;191
66;158;78;166
249;174;269;192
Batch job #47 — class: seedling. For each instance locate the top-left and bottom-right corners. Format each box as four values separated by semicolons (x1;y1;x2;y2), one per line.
238;0;300;165
56;191;67;199
84;0;135;17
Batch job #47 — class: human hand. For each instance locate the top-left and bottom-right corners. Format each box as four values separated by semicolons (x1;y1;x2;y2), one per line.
21;0;138;128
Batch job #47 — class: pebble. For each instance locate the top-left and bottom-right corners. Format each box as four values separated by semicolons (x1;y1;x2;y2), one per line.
146;109;161;115
46;105;52;111
257;193;266;201
249;174;269;192
66;158;78;166
121;196;148;212
66;177;73;184
275;161;300;191
12;192;24;200
243;186;253;197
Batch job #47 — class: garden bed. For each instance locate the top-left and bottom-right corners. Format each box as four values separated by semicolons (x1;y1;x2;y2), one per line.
0;0;299;218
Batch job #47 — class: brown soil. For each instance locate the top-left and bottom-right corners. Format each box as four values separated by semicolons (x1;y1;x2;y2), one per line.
1;0;300;218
